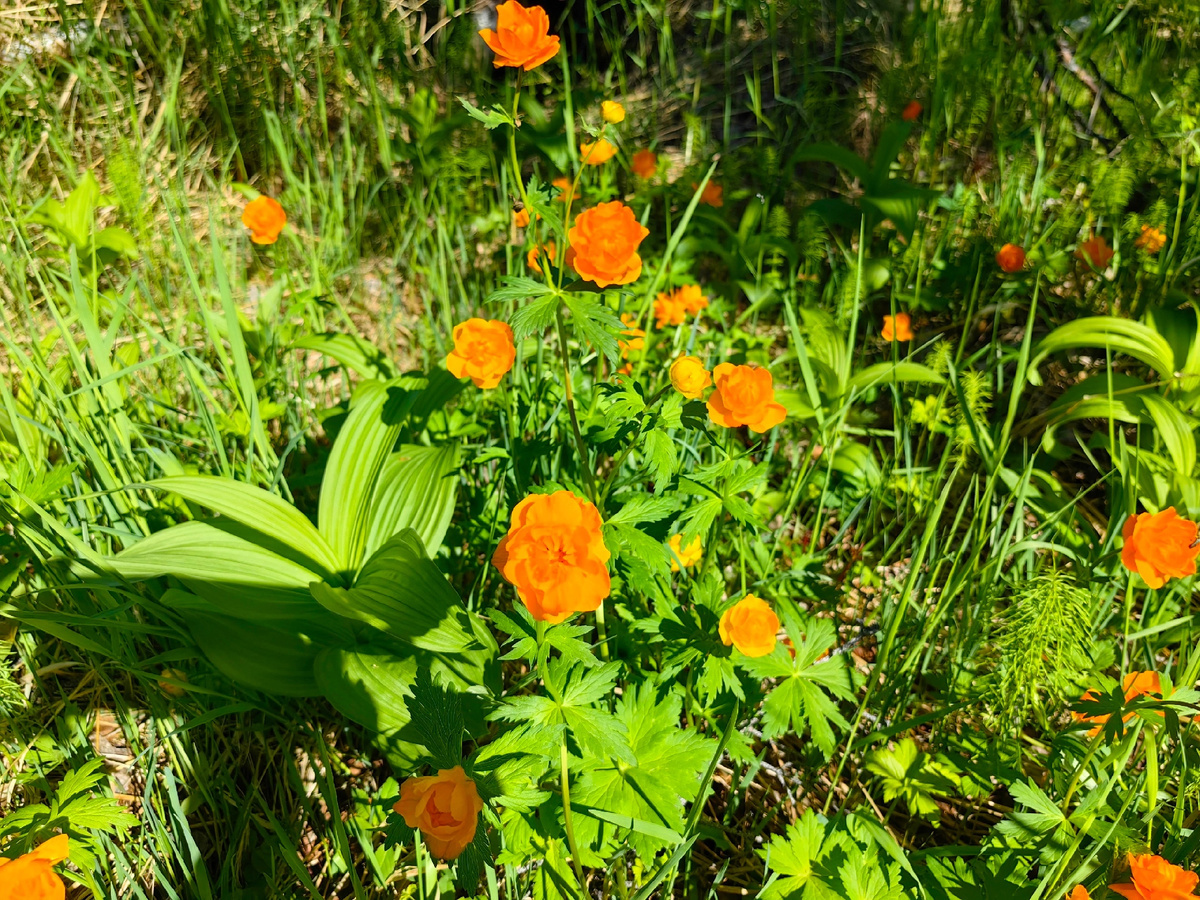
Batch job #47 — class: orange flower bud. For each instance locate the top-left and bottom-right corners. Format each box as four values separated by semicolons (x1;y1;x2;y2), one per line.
882;312;913;342
901;100;922;121
1076;234;1114;270
1073;671;1163;737
667;533;702;572
1109;854;1198;900
492;491;611;623
1135;224;1166;254
478;1;560;71
567;201;649;288
241;195;286;245
706;363;786;433
1067;887;1091;900
694;181;723;207
580;139;618;165
527;240;556;274
670;356;712;399
995;243;1026;273
1121;507;1200;588
601;101;625;124
631;149;657;179
513;208;531;228
393;766;484;860
446;318;516;389
719;595;780;657
0;834;70;900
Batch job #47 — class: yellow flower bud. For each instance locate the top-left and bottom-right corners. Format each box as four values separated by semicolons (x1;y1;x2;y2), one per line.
670;355;712;399
601;100;626;124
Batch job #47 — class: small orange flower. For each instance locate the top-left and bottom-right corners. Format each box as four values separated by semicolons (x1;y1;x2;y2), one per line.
446;318;516;389
0;834;70;900
552;176;579;204
707;363;786;433
1110;854;1199;900
393;766;484;860
492;491;611;623
1068;887;1091;900
1135;224;1167;254
241;195;286;245
996;243;1026;273
1074;671;1163;737
478;1;560;71
617;362;633;376
654;291;687;328
667;533;702;572
676;284;708;314
902;100;922;121
601;101;625;124
567;201;649;288
513;208;531;228
527;240;557;274
618;313;645;357
580;139;618;165
719;595;780;657
695;181;724;207
1121;507;1200;588
882;312;913;342
631;150;658;179
670;356;711;399
1076;234;1114;270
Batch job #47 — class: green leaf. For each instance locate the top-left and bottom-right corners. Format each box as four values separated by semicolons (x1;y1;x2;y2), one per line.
563;294;623;364
310;529;481;653
1028;317;1176;386
845;362;946;394
606;494;678;526
642;429;677;488
509;293;562;341
364;444;459;558
1142;393;1198;476
147;475;340;578
790;143;871;182
864;738;959;825
294;333;397;380
457;96;513;129
860;182;942;241
487;275;558;306
313;643;420;735
319;378;421;573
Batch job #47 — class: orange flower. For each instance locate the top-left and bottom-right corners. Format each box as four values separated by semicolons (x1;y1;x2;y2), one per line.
478;1;560;71
695;181;724;207
513;208;531;228
567;201;649;288
492;490;611;623
618;313;645;357
707;363;786;433
527;240;557;274
617;362;633;376
1136;224;1167;254
241;195;286;245
1121;507;1200;588
902;100;922;121
654;291;687;328
393;766;484;860
1074;671;1163;737
631;150;657;179
1068;887;1091;900
601;101;625;124
719;595;780;657
676;284;709;314
1076;234;1114;270
580;139;618;166
667;533;702;572
0;834;70;900
670;355;711;399
552;176;579;204
1110;854;1199;900
446;318;516;389
996;243;1026;273
882;312;913;342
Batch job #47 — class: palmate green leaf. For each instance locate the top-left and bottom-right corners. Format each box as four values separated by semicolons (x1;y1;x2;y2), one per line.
642;429;677;488
294;332;397;380
864;738;959;825
319;378;421;574
509;292;562;341
564;294;623;364
1028;317;1176;386
364;444;459;558
487;275;558;306
573;684;713;860
457;96;513;129
532;838;583;900
606;493;679;526
606;522;673;580
468;722;559;811
147;475;340;579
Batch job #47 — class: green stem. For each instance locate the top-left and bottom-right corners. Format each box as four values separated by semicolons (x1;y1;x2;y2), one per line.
554;309;598;505
508;75;529;212
560;738;589;894
1061;730;1104;812
1145;731;1159;843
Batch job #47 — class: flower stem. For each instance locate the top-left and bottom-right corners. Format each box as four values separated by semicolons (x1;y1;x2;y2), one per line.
554;308;598;505
560;738;589;893
1145;730;1159;843
508;75;529;212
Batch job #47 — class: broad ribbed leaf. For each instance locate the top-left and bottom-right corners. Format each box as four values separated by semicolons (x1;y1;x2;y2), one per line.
1028;317;1175;385
1143;393;1198;476
845;362;945;394
310;529;478;652
294;332;396;380
314;644;419;734
148;476;339;578
183;609;333;696
319;378;421;573
364;444;459;558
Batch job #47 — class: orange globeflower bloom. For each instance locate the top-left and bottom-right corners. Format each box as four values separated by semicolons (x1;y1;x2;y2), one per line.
478;1;560;71
1135;224;1167;254
654;290;687;328
996;243;1026;273
719;595;780;657
1074;671;1162;737
670;356;712;399
1068;887;1091;900
1076;234;1114;270
552;176;579;204
707;363;786;433
580;139;618;166
513;208;531;228
567;201;649;288
675;284;709;315
667;533;702;572
601;101;625;124
618;313;645;357
527;240;557;274
446;318;516;389
631;149;658;179
695;181;724;207
0;834;70;900
1110;854;1199;900
1121;507;1200;588
393;766;484;860
902;100;922;121
882;312;913;342
241;195;286;245
492;491;611;623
